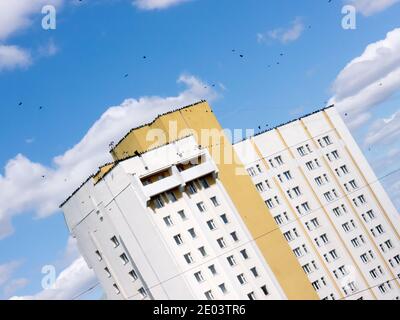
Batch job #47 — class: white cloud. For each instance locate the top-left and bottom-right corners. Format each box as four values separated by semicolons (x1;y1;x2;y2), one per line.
346;0;400;16
258;17;304;44
0;74;217;239
329;28;400;128
11;256;97;300
0;261;21;287
365;110;400;145
133;0;190;10
3;278;29;297
0;0;63;41
0;45;31;71
38;39;58;57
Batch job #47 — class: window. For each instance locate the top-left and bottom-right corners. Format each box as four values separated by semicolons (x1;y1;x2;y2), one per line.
220;214;229;224
129;269;138;281
329;250;339;260
240;249;249;260
256;183;265;192
166;191;177;203
199;177;209;189
342;222;351;232
311;218;320;228
332;150;340;159
360;253;370;264
324;192;334;202
95;250;102;261
188;228;197;239
208;264;217;275
348;281;357;293
177;210;187;221
366;210;375;220
104;267;111;278
293;247;302;257
247;167;257;177
340;165;349;175
250;267;259;278
351;238;360;248
284;231;294;242
315;176;324;186
274;156;283;166
378;284;388;294
283;171;292;180
385;239;393;250
174;234;184;245
306;161;315;171
274;215;283;225
184;253;194;264
194;271;204;283
297;146;306;157
163;216;173;227
349;180;358;189
323;136;332;145
333;207;342;217
265;199;274;209
321;234;329;244
198;246;207;257
370;269;379;279
312;280;321;291
120;253;129;265
138;287;147;298
227;255;237;266
187;182;197;194
293;186;302;197
302;264;312;274
338;265;347;276
376;225;385;235
219;283;228;294
207;219;217;231
231;231;239;242
204;290;214;300
217;237;227;249
237;273;247;285
210;196;220;207
261;285;269;296
196;202;206;213
113;283;120;295
302;202;311;212
111;236;120;248
247;292;256;300
154;195;165;208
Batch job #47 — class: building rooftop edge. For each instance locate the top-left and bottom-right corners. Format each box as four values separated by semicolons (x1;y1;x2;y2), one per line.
233;104;335;144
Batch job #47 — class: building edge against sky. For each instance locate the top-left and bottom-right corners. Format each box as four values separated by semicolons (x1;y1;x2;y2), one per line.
60;101;400;300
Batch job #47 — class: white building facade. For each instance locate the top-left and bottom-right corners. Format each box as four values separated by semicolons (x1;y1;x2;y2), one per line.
61;136;287;300
234;106;400;300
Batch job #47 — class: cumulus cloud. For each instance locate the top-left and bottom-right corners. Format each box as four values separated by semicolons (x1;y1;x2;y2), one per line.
0;45;31;71
0;1;63;71
133;0;190;10
257;17;304;45
3;278;29;297
0;74;217;240
346;0;400;16
0;261;22;287
329;28;400;128
11;256;97;300
0;0;63;41
365;110;400;145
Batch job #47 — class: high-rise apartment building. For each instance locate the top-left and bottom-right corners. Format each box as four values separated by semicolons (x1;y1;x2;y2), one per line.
234;106;400;300
61;101;399;300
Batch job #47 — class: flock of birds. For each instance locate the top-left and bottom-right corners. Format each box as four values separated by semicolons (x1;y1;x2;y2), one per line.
13;0;386;183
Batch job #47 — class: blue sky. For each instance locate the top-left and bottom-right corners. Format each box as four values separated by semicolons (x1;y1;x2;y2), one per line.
0;0;400;299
